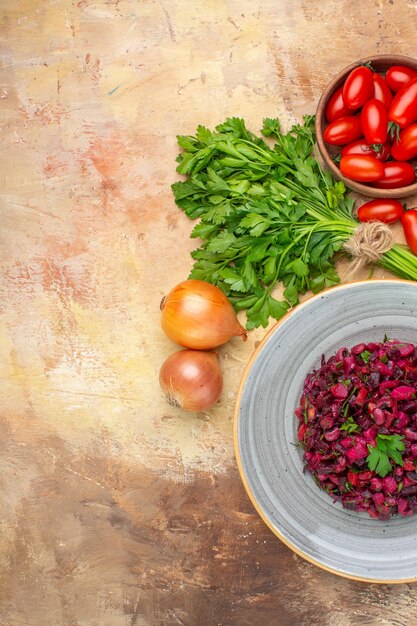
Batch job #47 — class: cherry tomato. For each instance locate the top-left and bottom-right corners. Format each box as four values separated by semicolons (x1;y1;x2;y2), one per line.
386;65;417;93
342;66;374;109
323;116;363;146
372;73;393;109
391;123;417;161
357;199;404;224
341;139;390;161
325;86;355;122
402;209;417;255
340;155;384;182
389;77;417;128
361;99;388;144
371;161;416;189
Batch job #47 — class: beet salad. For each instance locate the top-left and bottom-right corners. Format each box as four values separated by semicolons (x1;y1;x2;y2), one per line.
296;338;417;520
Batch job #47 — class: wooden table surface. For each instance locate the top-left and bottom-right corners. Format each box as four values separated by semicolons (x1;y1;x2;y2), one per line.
2;1;417;624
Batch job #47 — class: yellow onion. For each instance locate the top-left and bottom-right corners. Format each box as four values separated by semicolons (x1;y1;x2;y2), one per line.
159;349;223;412
160;279;247;350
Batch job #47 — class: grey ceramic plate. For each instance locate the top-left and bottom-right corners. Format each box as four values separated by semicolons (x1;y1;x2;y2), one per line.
234;280;417;583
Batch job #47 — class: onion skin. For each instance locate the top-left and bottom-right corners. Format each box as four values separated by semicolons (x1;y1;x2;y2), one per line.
160;279;247;350
159;349;223;412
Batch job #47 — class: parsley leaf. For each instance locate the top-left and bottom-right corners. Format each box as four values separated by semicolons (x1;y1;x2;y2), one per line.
268;296;289;321
360;350;371;363
261;118;281;139
366;434;405;477
340;416;360;434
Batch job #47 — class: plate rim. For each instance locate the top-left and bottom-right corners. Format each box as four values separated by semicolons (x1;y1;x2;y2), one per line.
233;278;417;584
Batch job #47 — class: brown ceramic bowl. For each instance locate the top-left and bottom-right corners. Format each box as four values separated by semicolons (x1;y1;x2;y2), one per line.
315;54;417;198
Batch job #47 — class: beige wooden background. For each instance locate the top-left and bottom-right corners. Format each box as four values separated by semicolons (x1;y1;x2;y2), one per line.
2;1;417;624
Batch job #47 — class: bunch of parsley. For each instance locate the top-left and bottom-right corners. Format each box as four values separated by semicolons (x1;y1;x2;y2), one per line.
172;116;417;329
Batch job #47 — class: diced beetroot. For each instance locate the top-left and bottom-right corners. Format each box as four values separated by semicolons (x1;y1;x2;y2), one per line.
333;456;347;472
394;465;405;477
370;477;383;491
406;470;417;483
410;444;417;457
383;476;397;494
395;411;410;430
336;347;348;360
340;436;354;449
369;372;381;387
324;427;341;442
397;358;411;370
401;485;417;495
400;401;416;414
347;470;360;487
363;426;378;442
384;411;396;430
295;408;303;421
372;492;385;506
391;385;416;401
346;438;368;462
355;387;368;405
307;406;316;421
319;415;334;430
328;474;340;485
330;383;349;399
351;343;366;355
317;451;335;461
372;407;385;425
379;380;399;394
377;505;393;518
331;403;340;420
405;428;417;441
398;497;411;516
358;470;373;483
297;423;308;441
399;344;415;357
376;361;395;376
343;355;356;374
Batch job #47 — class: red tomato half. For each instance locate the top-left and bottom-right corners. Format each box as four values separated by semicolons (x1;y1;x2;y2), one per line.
340;155;384;182
361;99;388;144
325;86;355;122
342;66;374;109
402;209;417;255
373;73;393;109
386;65;417;93
391;123;417;161
341;139;390;161
389;77;417;128
371;161;416;189
357;199;404;224
323;116;362;146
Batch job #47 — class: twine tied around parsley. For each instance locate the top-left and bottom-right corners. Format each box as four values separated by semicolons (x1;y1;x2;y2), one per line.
343;221;395;277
